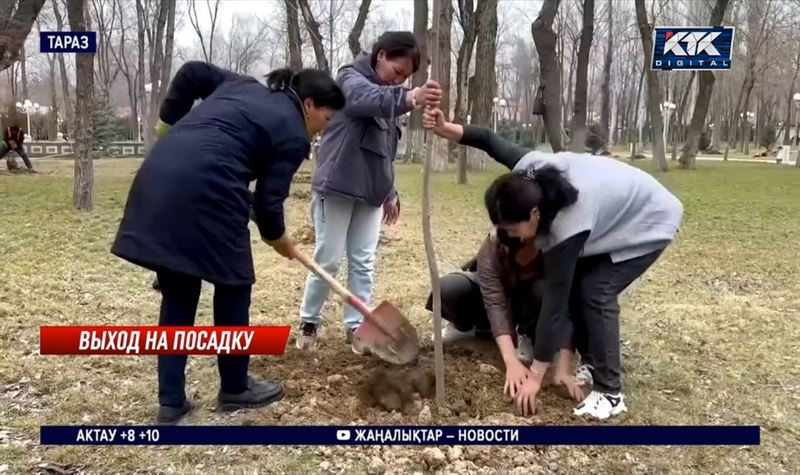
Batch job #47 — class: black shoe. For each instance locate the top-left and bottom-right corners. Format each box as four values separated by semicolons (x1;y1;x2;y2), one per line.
217;377;284;412
295;322;318;350
156;400;194;425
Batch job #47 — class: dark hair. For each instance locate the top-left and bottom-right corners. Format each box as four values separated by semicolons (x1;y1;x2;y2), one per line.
265;68;345;110
484;165;579;236
370;31;421;72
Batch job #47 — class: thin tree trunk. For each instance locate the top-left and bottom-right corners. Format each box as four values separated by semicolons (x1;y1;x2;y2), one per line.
405;0;428;164
532;0;564;152
348;0;372;58
672;71;695;161
635;0;667;171
782;50;800;145
454;0;476;184
285;0;303;69
48;55;59;139
568;0;594;152
67;0;95;211
431;0;452;171
135;0;149;148
599;0;612;144
297;0;329;72
21;45;29;99
158;0;176;106
52;0;73;138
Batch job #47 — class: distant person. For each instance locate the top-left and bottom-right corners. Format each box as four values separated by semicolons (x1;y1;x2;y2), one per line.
111;61;345;424
423;106;683;420
2;124;35;172
296;31;442;353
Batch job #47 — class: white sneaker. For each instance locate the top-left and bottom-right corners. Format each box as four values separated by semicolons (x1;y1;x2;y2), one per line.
575;364;594;386
515;334;534;365
573;390;627;420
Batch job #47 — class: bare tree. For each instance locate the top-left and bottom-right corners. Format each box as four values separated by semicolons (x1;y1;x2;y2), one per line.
51;0;73;136
781;49;800;145
221;14;272;74
284;0;303;70
466;0;498;168
635;0;668;172
678;1;731;168
348;0;372;58
599;0;612;144
188;0;220;63
110;0;139;139
0;0;45;72
90;0;120;99
66;0;95;210
532;0;563;152
404;0;428;164
568;0;594;152
430;0;452;171
454;0;476;183
297;0;329;72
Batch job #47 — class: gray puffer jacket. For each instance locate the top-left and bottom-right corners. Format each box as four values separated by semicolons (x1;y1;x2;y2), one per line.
311;52;414;207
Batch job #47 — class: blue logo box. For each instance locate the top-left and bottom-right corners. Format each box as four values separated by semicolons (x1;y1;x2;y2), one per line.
40;32;97;53
651;27;734;71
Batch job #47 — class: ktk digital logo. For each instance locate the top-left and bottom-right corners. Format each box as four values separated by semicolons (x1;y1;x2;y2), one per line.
651;27;734;71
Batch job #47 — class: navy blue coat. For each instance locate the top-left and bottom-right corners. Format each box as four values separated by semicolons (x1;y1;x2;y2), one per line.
111;61;311;286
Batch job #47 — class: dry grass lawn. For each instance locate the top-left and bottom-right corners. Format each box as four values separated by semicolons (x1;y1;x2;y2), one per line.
1;157;798;474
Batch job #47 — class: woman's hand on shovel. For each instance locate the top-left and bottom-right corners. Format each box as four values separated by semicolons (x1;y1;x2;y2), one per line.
266;234;297;260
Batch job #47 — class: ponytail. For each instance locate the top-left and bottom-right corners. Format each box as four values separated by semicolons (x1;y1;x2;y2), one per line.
484;165;579;236
265;68;295;91
264;67;345;110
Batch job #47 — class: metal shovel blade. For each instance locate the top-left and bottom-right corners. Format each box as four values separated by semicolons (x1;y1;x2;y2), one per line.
354;301;420;365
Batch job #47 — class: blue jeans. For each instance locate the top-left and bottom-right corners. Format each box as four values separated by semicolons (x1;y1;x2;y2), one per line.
299;193;383;330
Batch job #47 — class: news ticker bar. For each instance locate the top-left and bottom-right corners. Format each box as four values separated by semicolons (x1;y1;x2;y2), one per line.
40;426;760;446
39;326;291;355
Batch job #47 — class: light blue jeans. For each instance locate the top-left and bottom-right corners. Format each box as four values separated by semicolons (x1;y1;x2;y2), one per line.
299;193;383;330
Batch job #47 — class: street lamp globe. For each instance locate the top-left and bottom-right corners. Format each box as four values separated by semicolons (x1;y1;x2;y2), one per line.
499;98;507;107
33;102;39;110
23;99;32;107
15;101;22;109
793;92;800;103
493;97;499;104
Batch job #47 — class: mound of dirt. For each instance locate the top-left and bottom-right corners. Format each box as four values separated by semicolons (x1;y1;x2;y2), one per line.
362;367;436;413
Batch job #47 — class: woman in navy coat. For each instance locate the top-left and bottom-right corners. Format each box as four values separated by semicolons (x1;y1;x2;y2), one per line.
111;62;345;424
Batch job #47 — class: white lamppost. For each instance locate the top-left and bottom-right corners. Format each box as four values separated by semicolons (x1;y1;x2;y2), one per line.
792;92;800;147
492;97;499;132
137;115;142;141
660;101;676;145
15;99;40;138
466;114;471;125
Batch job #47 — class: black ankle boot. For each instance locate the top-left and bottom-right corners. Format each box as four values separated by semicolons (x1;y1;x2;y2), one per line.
156;400;194;425
217;377;284;412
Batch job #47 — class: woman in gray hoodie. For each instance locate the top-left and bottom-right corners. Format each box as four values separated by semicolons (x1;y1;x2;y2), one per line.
296;32;442;353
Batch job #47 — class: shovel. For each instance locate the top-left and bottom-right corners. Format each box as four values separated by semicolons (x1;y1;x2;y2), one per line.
294;250;420;365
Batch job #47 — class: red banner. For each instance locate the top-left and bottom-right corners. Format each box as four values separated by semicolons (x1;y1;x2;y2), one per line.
39;326;292;355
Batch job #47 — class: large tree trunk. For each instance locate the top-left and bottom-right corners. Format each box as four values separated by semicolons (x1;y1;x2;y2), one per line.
144;0;171;152
568;0;594;152
532;0;564;152
454;0;476;184
405;0;428;164
635;0;667;171
348;0;372;58
430;0;452;171
285;0;303;70
67;0;95;211
468;0;497;168
297;0;329;72
0;0;45;72
599;0;612;144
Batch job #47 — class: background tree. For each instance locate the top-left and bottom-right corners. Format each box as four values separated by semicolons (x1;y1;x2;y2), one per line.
532;0;563;152
66;0;95;211
568;0;594;152
635;0;668;172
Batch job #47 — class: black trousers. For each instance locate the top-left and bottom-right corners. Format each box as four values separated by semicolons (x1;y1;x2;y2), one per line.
0;143;33;169
156;269;251;407
426;272;543;340
569;249;664;393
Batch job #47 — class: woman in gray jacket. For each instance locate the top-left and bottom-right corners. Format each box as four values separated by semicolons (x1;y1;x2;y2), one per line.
297;31;442;352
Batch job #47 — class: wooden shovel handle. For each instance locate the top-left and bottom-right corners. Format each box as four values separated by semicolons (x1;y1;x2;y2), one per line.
294;250;372;318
